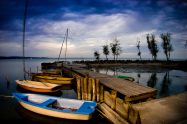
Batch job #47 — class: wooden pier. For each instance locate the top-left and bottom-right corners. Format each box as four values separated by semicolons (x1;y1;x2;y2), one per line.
59;63;157;124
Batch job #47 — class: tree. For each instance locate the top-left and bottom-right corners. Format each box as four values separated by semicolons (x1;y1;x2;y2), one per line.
102;44;109;60
110;38;122;60
94;50;100;61
136;40;141;60
160;33;174;61
146;34;159;60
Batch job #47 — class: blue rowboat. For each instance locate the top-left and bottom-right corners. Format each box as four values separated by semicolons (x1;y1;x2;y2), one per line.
13;93;97;120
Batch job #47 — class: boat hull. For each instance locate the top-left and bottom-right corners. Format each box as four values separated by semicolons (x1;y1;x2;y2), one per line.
19;101;92;120
13;93;96;120
16;80;61;93
33;76;73;85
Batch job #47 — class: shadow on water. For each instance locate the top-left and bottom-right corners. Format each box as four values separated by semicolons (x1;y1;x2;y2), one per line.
137;73;141;83
147;73;157;88
159;72;171;97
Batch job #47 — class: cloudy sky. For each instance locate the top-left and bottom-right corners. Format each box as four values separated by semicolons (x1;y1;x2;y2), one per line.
0;0;187;59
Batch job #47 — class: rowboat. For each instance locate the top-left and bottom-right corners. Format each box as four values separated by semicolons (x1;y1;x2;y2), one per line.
33;75;74;85
42;69;62;75
13;93;97;120
115;75;135;81
16;80;62;93
31;72;61;77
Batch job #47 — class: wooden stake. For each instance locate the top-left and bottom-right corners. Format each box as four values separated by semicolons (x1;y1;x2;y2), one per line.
83;77;88;100
111;90;117;109
100;85;104;102
81;78;84;100
96;79;100;102
87;78;92;100
92;78;96;101
76;78;81;99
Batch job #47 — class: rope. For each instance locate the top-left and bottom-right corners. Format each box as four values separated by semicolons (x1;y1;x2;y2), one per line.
57;28;68;62
0;95;14;98
57;34;66;61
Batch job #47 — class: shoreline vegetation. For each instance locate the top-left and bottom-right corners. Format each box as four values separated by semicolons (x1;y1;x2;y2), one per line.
73;60;187;71
1;56;187;71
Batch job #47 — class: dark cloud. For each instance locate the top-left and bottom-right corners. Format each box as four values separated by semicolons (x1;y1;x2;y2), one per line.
0;0;187;58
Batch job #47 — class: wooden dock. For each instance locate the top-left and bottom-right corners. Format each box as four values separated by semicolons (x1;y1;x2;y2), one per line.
41;63;158;124
63;64;157;102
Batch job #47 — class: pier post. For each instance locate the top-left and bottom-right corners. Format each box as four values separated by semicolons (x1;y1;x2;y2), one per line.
92;78;96;101
100;85;104;102
76;78;81;99
83;77;88;100
88;78;92;100
96;79;100;102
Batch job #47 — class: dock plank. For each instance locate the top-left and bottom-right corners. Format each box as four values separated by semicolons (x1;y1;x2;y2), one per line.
98;78;157;98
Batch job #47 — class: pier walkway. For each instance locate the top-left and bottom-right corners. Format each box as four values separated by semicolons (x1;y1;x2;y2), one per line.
63;64;157;103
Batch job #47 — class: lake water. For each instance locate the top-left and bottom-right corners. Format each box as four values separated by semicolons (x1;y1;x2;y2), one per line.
91;66;187;98
0;59;187;123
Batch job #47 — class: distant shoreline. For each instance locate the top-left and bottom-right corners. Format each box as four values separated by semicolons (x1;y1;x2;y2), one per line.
73;60;187;71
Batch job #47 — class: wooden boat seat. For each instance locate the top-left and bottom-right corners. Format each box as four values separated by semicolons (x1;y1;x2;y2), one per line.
41;99;57;106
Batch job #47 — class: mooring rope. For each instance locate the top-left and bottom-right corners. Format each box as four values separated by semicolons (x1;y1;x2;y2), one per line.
0;95;14;98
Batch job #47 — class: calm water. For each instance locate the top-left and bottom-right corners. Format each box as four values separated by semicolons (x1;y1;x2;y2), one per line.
1;59;187;123
92;66;187;98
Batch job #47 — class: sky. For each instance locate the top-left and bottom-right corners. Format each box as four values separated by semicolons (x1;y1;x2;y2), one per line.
0;0;187;60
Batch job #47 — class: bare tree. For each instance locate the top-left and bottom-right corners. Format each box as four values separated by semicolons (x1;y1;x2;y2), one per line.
94;50;100;61
102;44;109;60
146;34;159;60
110;38;122;60
136;39;141;60
160;33;174;61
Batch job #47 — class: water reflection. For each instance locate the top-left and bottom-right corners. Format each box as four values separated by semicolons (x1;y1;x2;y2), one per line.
137;73;141;83
159;72;171;97
6;78;10;90
91;67;187;98
147;73;157;88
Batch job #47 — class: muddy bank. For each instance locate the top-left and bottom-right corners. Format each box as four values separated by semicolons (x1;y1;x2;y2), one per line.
73;60;187;71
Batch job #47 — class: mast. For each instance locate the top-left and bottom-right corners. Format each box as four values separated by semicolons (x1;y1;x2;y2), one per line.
22;0;29;79
65;28;68;61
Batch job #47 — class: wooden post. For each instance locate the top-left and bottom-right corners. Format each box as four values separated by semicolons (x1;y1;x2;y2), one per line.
83;77;88;100
92;78;96;101
128;104;141;124
100;85;104;102
98;103;129;124
111;90;117;109
76;78;81;99
37;66;38;73
87;78;92;100
81;78;84;100
115;98;129;120
96;79;100;102
29;67;32;79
